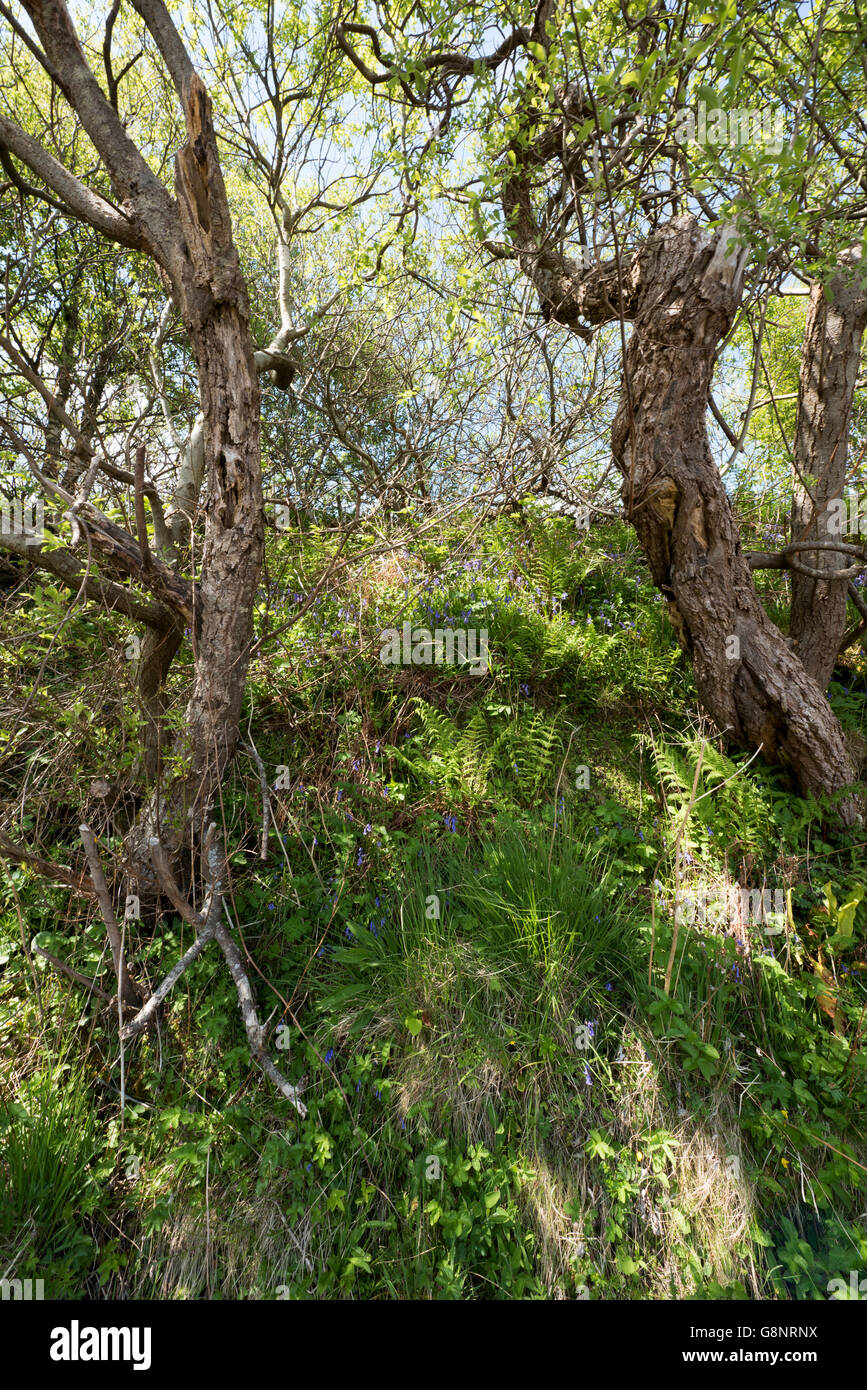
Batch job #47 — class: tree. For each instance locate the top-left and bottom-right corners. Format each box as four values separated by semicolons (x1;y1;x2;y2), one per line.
335;0;867;818
789;250;867;688
1;0;265;872
0;0;327;1108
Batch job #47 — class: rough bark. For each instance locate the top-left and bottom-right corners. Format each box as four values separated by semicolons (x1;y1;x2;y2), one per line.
501;198;861;813
789;248;867;688
119;65;263;886
612;218;859;816
11;0;264;883
154;72;263;849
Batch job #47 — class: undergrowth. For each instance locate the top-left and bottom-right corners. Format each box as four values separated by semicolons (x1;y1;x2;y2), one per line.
0;512;865;1299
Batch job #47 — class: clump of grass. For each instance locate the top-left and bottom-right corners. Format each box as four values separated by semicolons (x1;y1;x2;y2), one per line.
0;1054;100;1281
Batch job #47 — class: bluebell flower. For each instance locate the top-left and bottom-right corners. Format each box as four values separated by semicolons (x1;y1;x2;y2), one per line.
325;1048;335;1063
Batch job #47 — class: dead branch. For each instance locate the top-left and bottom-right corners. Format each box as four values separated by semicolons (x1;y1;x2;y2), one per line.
121;827;307;1116
0;829;96;896
33;945;118;1004
242;740;270;860
79;823;142;1006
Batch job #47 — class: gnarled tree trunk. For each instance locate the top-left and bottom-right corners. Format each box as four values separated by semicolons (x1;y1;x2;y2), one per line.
613;218;858;817
3;0;267;886
501;191;860;816
125;71;264;886
789;248;867;689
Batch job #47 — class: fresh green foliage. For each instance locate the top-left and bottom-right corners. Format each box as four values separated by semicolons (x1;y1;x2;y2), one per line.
2;511;867;1298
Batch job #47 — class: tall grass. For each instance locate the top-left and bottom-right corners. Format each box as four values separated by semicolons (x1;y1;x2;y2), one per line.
0;1055;100;1277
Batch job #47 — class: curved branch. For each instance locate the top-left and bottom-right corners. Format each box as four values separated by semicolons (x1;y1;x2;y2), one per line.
0;115;145;250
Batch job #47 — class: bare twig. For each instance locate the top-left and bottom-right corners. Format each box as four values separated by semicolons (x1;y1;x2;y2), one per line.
134;444;152;571
78;824;141;1006
0;830;94;897
148;835;205;926
126;827;307;1116
32;945;117;1003
120;921;215;1040
215;906;307;1118
242;739;271;860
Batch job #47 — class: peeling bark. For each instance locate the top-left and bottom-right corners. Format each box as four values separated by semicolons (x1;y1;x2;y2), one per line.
124;69;263;882
13;0;265;878
163;74;263;839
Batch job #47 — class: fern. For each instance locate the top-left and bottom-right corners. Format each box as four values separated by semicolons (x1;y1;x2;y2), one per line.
395;698;564;804
494;707;564;800
509;514;604;616
649;730;773;856
393;701;492;799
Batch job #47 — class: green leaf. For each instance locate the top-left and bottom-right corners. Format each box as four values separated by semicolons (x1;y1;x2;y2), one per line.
835;884;863;937
32;931;68;955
